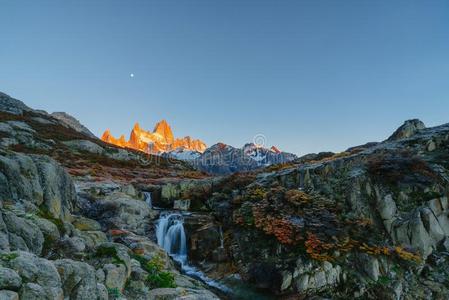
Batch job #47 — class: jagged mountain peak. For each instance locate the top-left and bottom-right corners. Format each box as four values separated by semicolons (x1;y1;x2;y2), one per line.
270;146;281;153
102;120;206;154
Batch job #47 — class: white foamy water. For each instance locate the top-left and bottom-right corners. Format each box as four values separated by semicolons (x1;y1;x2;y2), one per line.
143;191;152;208
155;212;231;293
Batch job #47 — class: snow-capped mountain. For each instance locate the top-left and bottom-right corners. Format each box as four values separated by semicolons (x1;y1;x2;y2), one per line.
163;148;202;161
191;142;297;174
101;120;206;154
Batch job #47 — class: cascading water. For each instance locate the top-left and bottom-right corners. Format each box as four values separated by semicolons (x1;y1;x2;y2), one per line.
156;212;231;293
143;191;152;208
219;226;224;249
156;213;187;262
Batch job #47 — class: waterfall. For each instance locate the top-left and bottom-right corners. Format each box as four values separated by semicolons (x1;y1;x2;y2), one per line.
143;191;152;208
155;212;231;293
156;213;187;262
219;226;224;249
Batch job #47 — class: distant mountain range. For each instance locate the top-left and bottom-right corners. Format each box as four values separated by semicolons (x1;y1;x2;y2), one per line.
101;120;297;174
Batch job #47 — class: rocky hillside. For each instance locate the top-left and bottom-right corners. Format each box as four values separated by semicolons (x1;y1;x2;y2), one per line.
2;90;449;300
0;92;218;299
178;119;449;299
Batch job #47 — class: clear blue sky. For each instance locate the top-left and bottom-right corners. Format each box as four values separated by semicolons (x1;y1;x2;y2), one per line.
1;0;448;155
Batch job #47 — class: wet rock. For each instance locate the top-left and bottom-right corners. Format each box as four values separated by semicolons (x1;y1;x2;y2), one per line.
211;247;227;262
296;274;309;292
280;270;292;291
173;199;191;210
147;287;219;300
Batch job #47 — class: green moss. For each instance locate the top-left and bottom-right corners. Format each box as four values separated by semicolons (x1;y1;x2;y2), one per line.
146;271;176;289
107;287;122;299
377;275;391;285
131;254;176;289
95;245;126;266
0;252;19;261
37;209;65;234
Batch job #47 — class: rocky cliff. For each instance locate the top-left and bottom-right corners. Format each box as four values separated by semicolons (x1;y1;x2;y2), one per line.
187;119;449;299
102;120;207;154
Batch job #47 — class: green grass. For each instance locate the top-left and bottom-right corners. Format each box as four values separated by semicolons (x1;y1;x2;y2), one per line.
131;254;176;289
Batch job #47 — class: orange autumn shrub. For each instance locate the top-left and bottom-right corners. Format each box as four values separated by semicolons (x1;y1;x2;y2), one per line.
285;189;311;205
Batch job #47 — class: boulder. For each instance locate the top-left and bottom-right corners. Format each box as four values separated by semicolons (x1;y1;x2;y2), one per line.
0;92;31;115
20;283;49;300
96;283;108;300
2;212;44;255
0;213;10;251
0;152;75;222
120;184;137;198
72;216;102;231
387;119;425;141
280;270;292;291
31;155;75;221
53;259;99;300
0;267;22;290
1;251;63;299
75;230;108;250
173;199;191;210
147;287;219;300
92;192;156;235
103;263;128;292
0;152;44;207
63;140;104;155
0;290;19;300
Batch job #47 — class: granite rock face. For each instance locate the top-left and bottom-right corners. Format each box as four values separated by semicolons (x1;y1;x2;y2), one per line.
51;112;97;139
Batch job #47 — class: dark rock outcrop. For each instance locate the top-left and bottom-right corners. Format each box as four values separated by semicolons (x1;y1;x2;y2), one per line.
387;119;426;141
